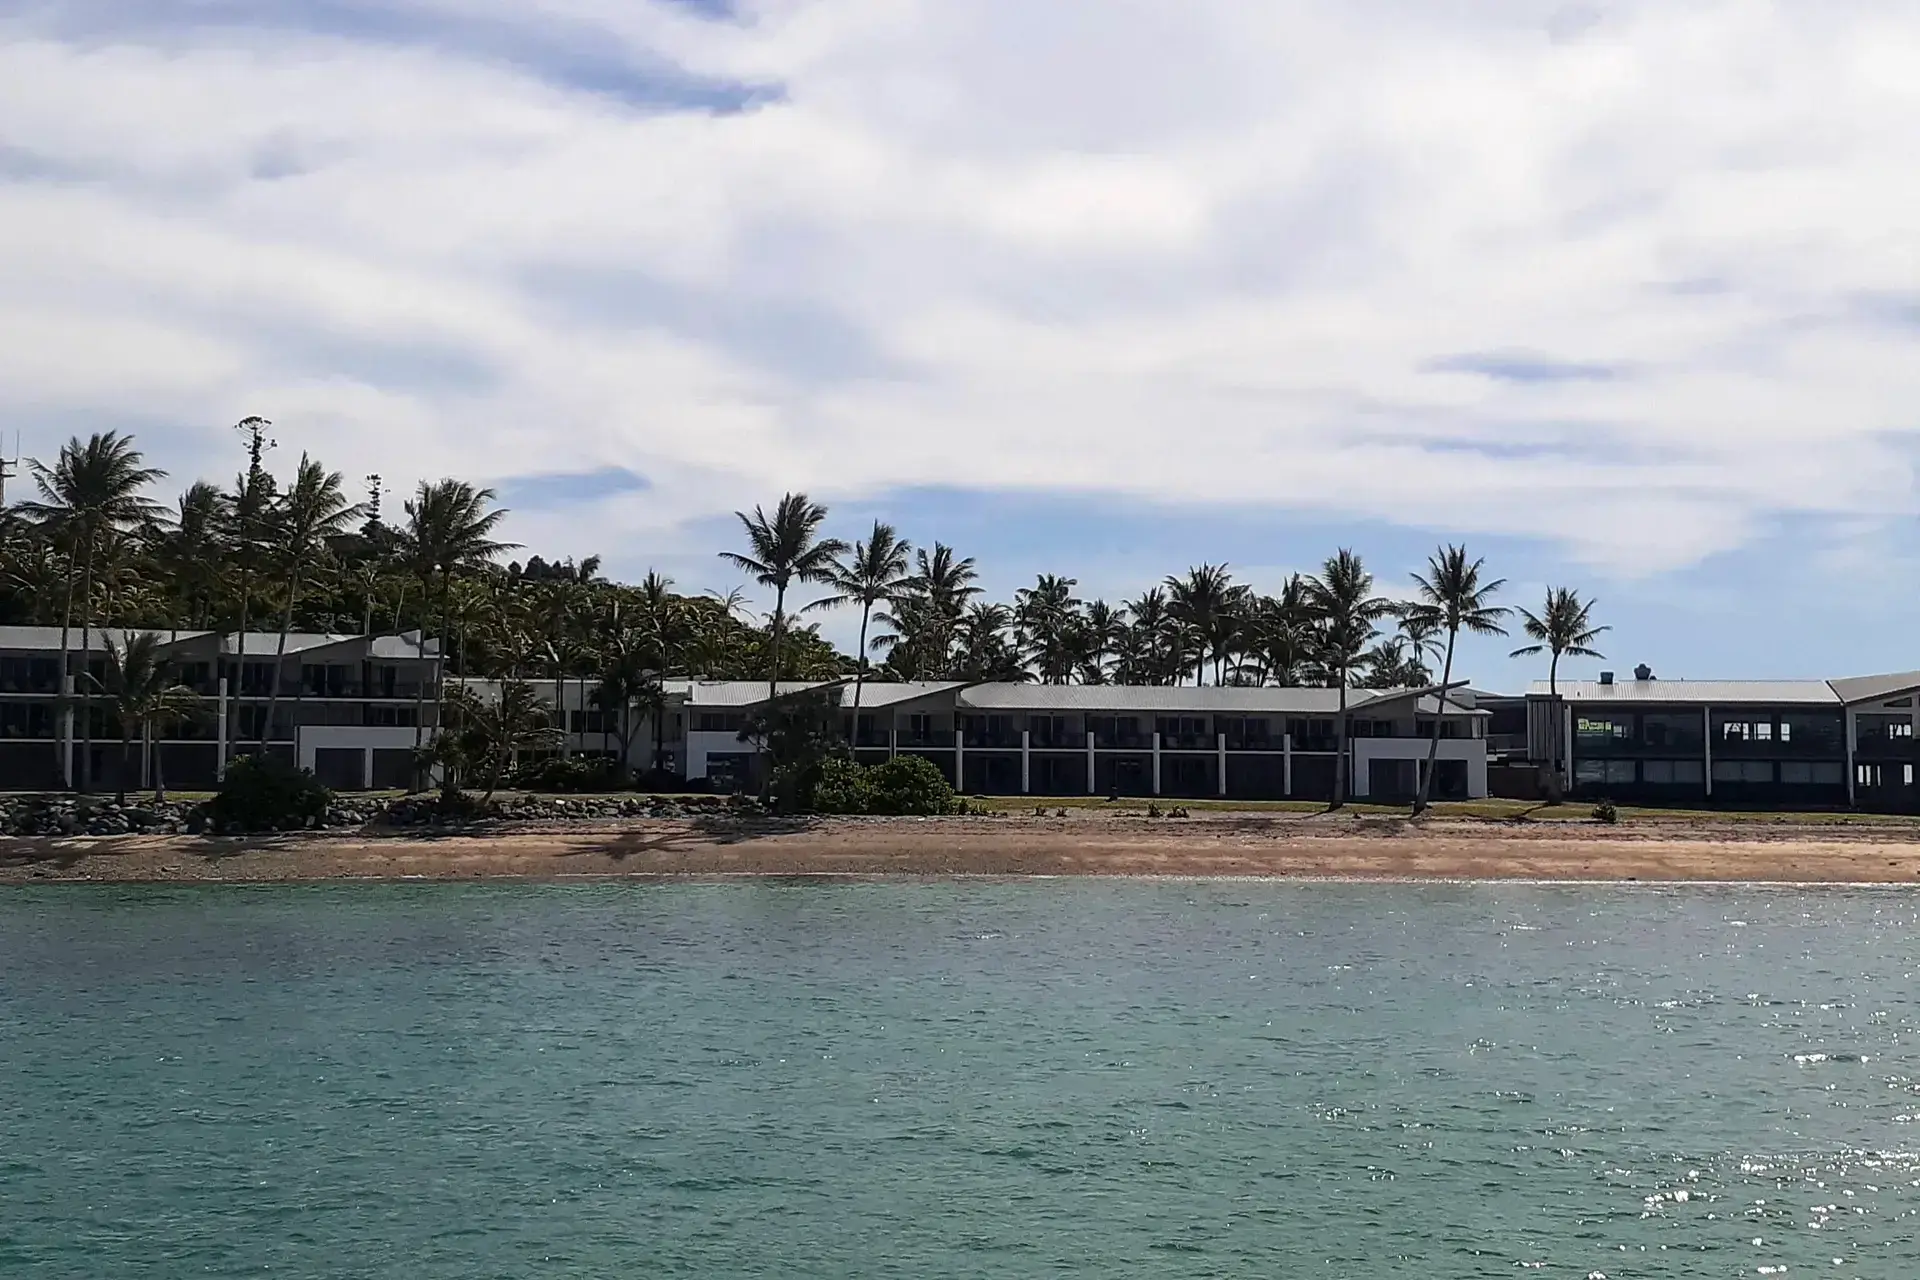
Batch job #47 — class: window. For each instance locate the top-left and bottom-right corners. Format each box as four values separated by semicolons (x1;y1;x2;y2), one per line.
1858;763;1884;788
1857;715;1914;744
1753;722;1773;742
1604;760;1635;784
1576;716;1632;742
1908;765;1916;788
1887;698;1915;708
1779;762;1845;787
696;712;745;733
1642;713;1703;751
1721;721;1751;742
1713;760;1773;783
1643;760;1704;786
1782;713;1843;754
363;705;417;727
1575;760;1606;785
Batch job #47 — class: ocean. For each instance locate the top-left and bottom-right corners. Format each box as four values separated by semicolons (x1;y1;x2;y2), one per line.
2;881;1917;1277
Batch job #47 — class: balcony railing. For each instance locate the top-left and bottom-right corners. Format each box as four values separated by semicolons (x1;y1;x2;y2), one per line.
1092;732;1153;750
963;730;1023;749
1029;731;1087;749
896;730;955;749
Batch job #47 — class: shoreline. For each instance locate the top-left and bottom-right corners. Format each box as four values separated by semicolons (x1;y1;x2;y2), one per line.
8;812;1920;885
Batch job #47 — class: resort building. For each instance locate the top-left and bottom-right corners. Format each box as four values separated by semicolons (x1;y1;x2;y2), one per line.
0;626;443;792
462;678;1494;801
1525;667;1920;810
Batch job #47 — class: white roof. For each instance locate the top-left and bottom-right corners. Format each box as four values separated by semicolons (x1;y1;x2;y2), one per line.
1532;679;1840;706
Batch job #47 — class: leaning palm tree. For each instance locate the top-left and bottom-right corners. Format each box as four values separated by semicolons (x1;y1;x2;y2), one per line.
18;431;166;790
810;521;911;717
1303;549;1396;808
476;680;564;804
1402;545;1509;815
1510;587;1609;799
400;480;515;783
718;493;848;697
87;632;205;804
259;455;368;748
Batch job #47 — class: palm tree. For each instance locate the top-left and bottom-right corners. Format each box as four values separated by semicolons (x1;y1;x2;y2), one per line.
812;521;911;717
1402;545;1509;814
476;680;563;804
1510;587;1609;799
223;417;278;769
529;556;602;758
718;493;849;697
1078;599;1128;684
18;431;166;790
260;455;367;748
87;632;204;803
1014;574;1083;684
1303;549;1396;808
155;482;229;633
1166;564;1241;685
401;480;514;784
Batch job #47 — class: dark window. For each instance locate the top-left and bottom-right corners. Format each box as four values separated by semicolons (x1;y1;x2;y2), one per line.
1576;715;1633;743
1643;759;1704;785
1713;760;1773;783
1641;713;1703;751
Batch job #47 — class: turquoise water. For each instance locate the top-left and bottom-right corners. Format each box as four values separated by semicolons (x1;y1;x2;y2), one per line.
3;884;1919;1278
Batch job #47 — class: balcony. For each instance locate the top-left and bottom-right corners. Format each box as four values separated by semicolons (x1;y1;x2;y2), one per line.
1028;731;1087;750
1092;731;1152;751
1160;733;1215;751
963;729;1023;749
896;730;955;749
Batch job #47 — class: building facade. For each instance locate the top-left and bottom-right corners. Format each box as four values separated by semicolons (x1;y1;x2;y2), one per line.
467;678;1493;801
0;626;443;792
1526;669;1920;810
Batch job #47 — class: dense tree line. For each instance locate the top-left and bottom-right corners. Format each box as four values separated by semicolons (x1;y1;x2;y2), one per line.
0;427;1610;809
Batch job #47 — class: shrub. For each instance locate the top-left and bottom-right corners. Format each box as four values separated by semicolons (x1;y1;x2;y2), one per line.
1592;798;1619;825
864;755;957;816
809;757;873;815
507;756;622;793
207;753;331;832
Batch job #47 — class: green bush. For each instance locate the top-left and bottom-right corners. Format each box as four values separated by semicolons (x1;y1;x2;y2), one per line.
864;755;957;816
507;756;622;793
809;756;873;814
207;753;332;831
1592;799;1619;824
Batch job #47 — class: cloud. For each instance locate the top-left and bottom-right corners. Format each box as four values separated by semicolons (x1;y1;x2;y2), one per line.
0;0;1917;587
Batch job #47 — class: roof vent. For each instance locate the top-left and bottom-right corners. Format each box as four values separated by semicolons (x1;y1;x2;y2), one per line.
1598;671;1615;686
1634;664;1654;682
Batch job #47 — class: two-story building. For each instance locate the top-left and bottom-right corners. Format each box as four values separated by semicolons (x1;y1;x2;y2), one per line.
466;678;1493;801
0;626;443;792
1525;668;1920;810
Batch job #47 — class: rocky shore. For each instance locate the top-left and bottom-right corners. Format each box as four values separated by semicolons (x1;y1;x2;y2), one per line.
0;792;756;839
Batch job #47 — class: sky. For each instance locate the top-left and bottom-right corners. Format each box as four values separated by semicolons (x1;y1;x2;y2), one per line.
2;0;1918;690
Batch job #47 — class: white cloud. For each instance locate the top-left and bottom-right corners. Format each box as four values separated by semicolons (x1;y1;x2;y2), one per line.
0;0;1917;581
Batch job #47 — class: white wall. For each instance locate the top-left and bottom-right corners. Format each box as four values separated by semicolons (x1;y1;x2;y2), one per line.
1351;737;1488;798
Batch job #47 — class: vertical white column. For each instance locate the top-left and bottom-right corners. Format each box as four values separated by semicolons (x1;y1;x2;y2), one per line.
1217;732;1228;797
1283;732;1293;798
1020;729;1031;795
1086;730;1096;795
888;726;897;759
1703;705;1713;799
141;723;152;791
1152;732;1162;796
955;724;966;794
363;747;375;791
216;676;229;782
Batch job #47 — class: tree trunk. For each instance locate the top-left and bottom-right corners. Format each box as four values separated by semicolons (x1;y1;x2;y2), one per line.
852;604;871;740
154;735;168;804
1413;630;1457;816
410;572;431;790
232;559;251;770
117;726;131;805
767;585;787;699
55;545;76;788
1546;653;1564;803
260;565;302;750
78;538;96;793
1332;677;1349;810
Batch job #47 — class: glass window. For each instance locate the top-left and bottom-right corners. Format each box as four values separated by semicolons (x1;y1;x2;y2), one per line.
1643;760;1695;784
1576;716;1632;742
1780;762;1812;785
1858;763;1884;787
1812;762;1844;786
1782;713;1843;754
1605;761;1635;784
1642;714;1702;750
1753;722;1773;742
1575;760;1606;785
1712;760;1742;782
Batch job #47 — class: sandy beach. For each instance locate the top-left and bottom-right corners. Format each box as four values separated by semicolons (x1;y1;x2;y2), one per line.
8;810;1920;884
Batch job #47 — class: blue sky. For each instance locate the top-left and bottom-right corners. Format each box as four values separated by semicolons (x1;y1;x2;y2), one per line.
2;0;1918;690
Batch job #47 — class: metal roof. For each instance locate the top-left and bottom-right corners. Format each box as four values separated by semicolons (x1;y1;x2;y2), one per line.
0;626;440;658
1828;671;1920;706
955;684;1482;716
1530;679;1841;706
